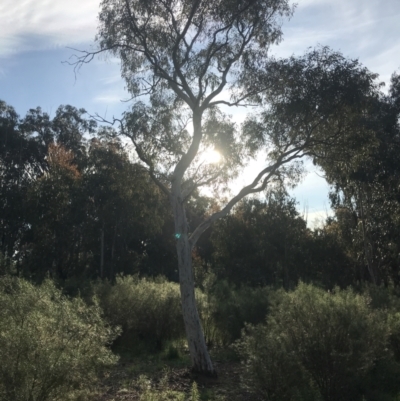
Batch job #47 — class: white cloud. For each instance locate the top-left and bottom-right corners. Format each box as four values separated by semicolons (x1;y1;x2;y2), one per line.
295;0;331;6
99;73;124;85
93;95;124;104
1;0;399;85
0;0;99;57
273;0;400;86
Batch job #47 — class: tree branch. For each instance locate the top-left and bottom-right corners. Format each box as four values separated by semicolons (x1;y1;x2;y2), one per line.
189;148;306;247
90;113;171;197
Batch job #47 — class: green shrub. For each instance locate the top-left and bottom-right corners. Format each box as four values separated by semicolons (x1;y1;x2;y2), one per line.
237;283;389;401
236;323;320;401
0;253;16;275
0;275;119;401
93;275;185;351
200;275;271;346
362;283;400;311
95;272;271;351
360;284;400;400
133;374;200;401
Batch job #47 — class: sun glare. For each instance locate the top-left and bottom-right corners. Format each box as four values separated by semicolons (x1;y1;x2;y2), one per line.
204;149;221;164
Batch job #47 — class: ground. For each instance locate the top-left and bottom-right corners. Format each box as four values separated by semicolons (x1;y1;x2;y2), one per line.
97;347;254;401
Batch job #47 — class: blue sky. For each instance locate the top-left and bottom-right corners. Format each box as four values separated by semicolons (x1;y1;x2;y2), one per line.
1;0;399;226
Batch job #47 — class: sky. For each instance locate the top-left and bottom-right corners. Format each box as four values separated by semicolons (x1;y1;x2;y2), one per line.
1;0;399;227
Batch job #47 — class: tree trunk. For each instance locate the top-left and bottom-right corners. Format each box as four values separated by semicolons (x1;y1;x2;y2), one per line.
283;234;289;290
100;226;105;279
170;192;215;375
359;189;377;284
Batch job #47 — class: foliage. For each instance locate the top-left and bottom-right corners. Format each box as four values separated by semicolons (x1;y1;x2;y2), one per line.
23;143;84;280
236;323;319;401
81;138;166;280
26;138;166;282
92;0;296;196
0;101;48;268
319;72;400;284
93;271;271;349
0;253;16;276
355;284;400;400
210;191;357;289
0;101;168;282
300;226;356;288
0;102;98;279
93;275;185;350
0;275;119;401
211;193;308;287
362;284;400;361
198;273;271;346
236;283;392;401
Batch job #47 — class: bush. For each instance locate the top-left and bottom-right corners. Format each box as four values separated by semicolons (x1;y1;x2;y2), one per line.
94;272;271;351
360;284;400;400
200;275;271;346
93;275;185;351
134;375;201;401
236;323;320;401
0;276;119;401
236;283;390;401
0;253;16;276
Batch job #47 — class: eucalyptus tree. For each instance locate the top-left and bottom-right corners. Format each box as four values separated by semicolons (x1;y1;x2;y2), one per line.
83;136;166;280
73;0;380;373
24;143;84;280
211;192;308;288
0;102;50;267
322;72;400;284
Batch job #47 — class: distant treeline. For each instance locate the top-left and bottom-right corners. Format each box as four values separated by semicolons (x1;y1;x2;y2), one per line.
1;90;400;289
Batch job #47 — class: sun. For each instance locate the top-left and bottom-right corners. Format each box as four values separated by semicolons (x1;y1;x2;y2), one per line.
203;149;221;164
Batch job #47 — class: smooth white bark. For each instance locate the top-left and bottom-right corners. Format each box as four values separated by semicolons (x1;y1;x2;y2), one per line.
170;190;215;374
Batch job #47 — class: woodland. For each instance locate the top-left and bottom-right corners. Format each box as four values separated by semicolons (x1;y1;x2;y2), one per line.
1;0;400;400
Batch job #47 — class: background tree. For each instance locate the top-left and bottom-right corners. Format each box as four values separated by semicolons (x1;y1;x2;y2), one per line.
0;101;170;283
211;191;354;289
211;191;307;288
23;144;84;280
22;135;168;283
319;72;400;284
0;102;49;272
82;136;166;280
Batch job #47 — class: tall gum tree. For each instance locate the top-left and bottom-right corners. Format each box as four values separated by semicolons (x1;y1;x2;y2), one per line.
72;0;380;374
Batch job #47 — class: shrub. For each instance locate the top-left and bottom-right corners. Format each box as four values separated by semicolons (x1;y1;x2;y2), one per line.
0;253;16;275
0;275;119;401
362;283;400;311
134;374;201;401
237;283;389;401
236;323;320;401
360;284;400;400
93;275;185;350
200;275;271;346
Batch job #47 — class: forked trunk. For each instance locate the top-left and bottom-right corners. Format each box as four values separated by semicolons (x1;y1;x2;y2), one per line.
171;192;215;375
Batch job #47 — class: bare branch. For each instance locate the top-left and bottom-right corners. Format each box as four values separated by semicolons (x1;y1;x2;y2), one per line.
170;0;202;106
201;29;256;110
